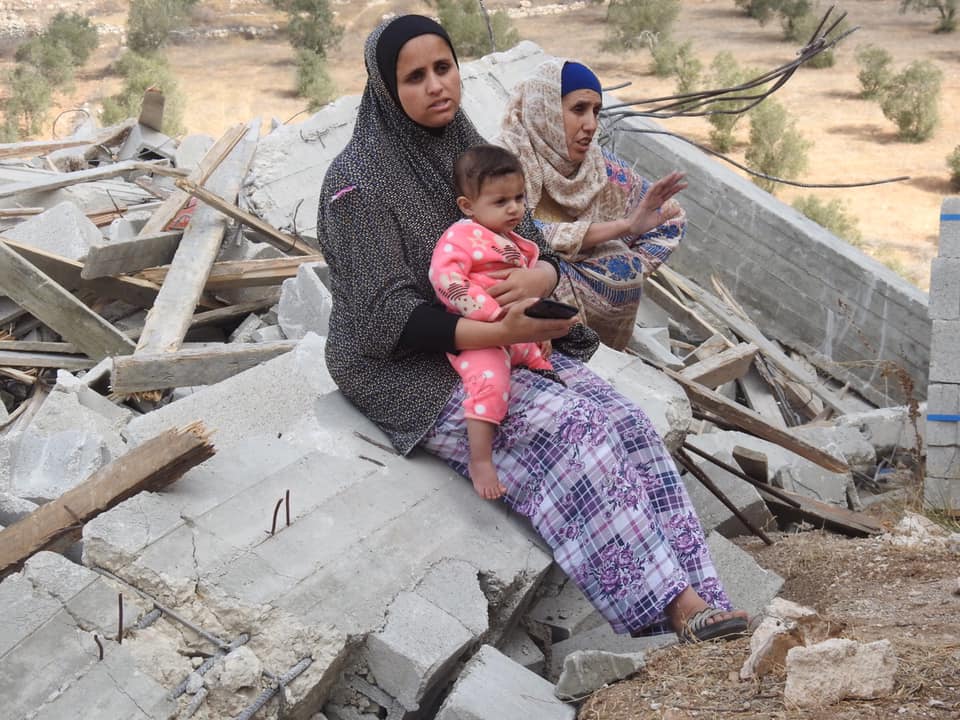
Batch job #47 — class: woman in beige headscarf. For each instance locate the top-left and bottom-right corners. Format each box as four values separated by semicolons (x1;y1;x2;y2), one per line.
498;58;687;349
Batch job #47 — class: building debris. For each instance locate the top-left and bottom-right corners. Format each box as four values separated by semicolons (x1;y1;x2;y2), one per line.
0;42;950;719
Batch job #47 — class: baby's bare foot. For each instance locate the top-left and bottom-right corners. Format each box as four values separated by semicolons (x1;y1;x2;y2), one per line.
469;459;506;500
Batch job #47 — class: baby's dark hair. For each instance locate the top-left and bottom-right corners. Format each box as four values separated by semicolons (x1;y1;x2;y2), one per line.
454;144;523;199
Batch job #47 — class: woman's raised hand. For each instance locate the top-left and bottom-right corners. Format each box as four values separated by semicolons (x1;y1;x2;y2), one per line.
625;171;687;238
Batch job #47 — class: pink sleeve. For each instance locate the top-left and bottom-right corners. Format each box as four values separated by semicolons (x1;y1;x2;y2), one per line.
430;224;503;322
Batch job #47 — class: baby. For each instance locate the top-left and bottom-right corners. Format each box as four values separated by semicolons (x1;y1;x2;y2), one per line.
430;144;554;500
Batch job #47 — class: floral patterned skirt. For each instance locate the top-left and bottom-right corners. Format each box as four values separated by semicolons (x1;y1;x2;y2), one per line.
420;353;732;635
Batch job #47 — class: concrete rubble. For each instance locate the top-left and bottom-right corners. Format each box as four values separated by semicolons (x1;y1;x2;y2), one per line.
0;41;943;719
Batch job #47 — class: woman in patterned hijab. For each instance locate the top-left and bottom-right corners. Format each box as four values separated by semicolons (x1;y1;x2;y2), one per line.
498;59;688;350
317;16;747;642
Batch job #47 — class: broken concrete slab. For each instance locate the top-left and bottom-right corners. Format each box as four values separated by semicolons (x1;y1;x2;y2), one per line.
706;531;783;620
628;325;685;370
415;558;490;637
175;134;215;171
499;627;545;676
586;343;692;450
3;200;102;262
688;430;852;507
548;622;675;682
279;261;333;340
835;404;925;457
0;491;37;526
435;645;576;720
682;448;776;538
527;566;605;641
554;648;646;702
792;423;876;473
366;591;475;712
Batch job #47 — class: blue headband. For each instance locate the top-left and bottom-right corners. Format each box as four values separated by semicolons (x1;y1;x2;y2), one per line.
560;61;601;97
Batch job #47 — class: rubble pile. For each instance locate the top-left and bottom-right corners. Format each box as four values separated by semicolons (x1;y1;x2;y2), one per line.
0;43;950;720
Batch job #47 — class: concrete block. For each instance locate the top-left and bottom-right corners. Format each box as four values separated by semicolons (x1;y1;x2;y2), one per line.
251;324;286;342
175;133;215;171
0;572;63;658
791;424;876;473
126;332;337;449
4;200;102;261
926;384;960;447
926;446;960;479
54;369;133;430
554;649;646;702
707;531;783;620
229;313;264;343
499;628;545;676
930;319;960;384
527;571;605;641
682;448;776;538
939;197;960;258
435;645;576;720
924;476;960;511
0;490;38;525
784;638;897;707
835;405;925;456
366;591;474;711
9;428;113;503
929;257;960;320
627;326;684;370
415;559;490;637
279;262;333;340
587;344;692;450
118;123;176;162
689;430;851;507
634;294;671;328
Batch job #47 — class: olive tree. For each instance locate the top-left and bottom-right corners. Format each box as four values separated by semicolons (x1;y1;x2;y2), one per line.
745;98;811;194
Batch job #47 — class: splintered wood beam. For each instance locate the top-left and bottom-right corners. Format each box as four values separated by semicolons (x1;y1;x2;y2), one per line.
0;122;135;161
112;341;296;393
1;236;163;309
174;178;318;257
0;242;134;360
135;121;261;355
663;366;848;473
680;342;758;388
758;486;883;537
81;230;183;280
137;255;325;289
0;350;93;370
658;266;855;417
136;123;247;238
0;422;215;576
0;159;153;199
645;277;732;345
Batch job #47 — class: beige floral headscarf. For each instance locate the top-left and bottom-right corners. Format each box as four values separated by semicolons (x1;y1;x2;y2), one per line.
496;59;607;217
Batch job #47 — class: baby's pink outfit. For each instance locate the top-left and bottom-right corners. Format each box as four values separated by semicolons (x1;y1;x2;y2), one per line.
431;219;553;424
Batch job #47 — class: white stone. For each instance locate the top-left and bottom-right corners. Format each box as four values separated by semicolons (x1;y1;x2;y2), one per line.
784;638;897;707
216;646;263;692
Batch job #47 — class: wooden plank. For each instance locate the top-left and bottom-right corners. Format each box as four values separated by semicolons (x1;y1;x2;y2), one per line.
645;277;733;346
1;236;163;309
0;340;79;353
680;342;757;388
138;255;325;290
0;366;36;384
137;123;247;238
0;138;90;160
0;207;44;218
0;350;93;370
0;242;134;360
738;365;788;429
758;486;883;537
112;341;296;393
188;295;280;328
81;230;182;280
136;122;260;355
0;422;215;576
0;160;151;199
663;366;849;473
658;266;855;416
175;178;318;257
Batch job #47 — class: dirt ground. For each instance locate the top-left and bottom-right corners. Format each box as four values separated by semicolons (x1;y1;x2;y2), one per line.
578;512;960;720
2;0;954;290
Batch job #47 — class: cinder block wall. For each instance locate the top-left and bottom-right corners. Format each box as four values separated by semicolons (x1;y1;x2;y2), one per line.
925;197;960;511
602;115;931;406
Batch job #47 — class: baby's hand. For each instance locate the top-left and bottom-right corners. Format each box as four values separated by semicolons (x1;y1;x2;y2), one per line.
539;340;553;358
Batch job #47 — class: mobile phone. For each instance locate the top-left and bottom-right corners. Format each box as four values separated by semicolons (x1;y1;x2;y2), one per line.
524;299;579;320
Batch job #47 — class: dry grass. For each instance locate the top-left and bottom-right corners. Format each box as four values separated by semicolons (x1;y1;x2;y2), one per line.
579;525;960;720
